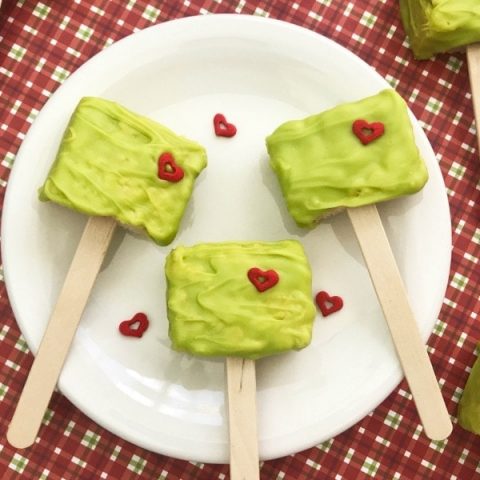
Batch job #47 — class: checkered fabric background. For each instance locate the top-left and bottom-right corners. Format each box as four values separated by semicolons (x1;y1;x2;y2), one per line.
0;0;479;478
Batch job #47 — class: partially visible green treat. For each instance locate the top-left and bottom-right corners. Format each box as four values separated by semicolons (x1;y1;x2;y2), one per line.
165;240;316;360
458;351;480;434
266;89;428;228
39;97;207;245
400;0;480;59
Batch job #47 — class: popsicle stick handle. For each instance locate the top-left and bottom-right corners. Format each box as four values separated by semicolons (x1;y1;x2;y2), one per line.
347;205;452;441
226;357;259;480
467;44;480;156
7;216;117;449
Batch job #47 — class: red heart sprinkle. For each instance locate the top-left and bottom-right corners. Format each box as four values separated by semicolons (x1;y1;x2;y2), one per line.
247;267;279;292
213;113;237;137
315;291;343;317
157;152;184;182
119;313;149;338
352;119;385;145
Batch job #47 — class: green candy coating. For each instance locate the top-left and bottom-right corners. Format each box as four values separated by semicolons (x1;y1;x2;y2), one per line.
458;352;480;434
39;97;207;245
266;89;428;228
400;0;480;59
165;240;316;359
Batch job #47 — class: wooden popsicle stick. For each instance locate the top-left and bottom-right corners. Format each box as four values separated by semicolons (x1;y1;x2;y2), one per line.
467;44;480;156
347;205;452;441
7;216;117;449
226;357;259;480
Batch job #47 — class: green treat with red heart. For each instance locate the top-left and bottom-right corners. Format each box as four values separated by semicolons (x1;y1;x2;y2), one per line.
39;97;207;245
165;240;316;359
265;89;428;228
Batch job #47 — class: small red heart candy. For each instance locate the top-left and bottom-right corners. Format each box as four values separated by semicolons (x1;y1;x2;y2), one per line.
247;267;279;292
352;119;385;145
119;313;149;338
157;152;184;182
213;113;237;137
315;291;343;317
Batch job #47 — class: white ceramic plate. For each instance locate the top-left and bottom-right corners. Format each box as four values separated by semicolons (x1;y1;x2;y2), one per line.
2;15;451;463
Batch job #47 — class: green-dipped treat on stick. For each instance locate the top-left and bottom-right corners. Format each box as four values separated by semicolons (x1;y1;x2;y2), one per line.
266;88;452;440
7;97;207;449
39;97;207;246
399;0;480;156
165;240;316;479
458;350;480;434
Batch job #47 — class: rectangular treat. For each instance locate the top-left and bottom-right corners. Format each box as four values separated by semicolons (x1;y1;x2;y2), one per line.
458;350;480;435
266;89;428;228
400;0;480;59
165;240;316;359
39;97;207;245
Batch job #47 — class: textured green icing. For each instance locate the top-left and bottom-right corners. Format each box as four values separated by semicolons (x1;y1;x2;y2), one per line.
165;240;316;359
39;97;207;245
266;89;428;228
458;350;480;434
400;0;480;59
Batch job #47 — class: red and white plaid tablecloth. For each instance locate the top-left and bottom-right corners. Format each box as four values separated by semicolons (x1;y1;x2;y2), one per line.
1;1;479;478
